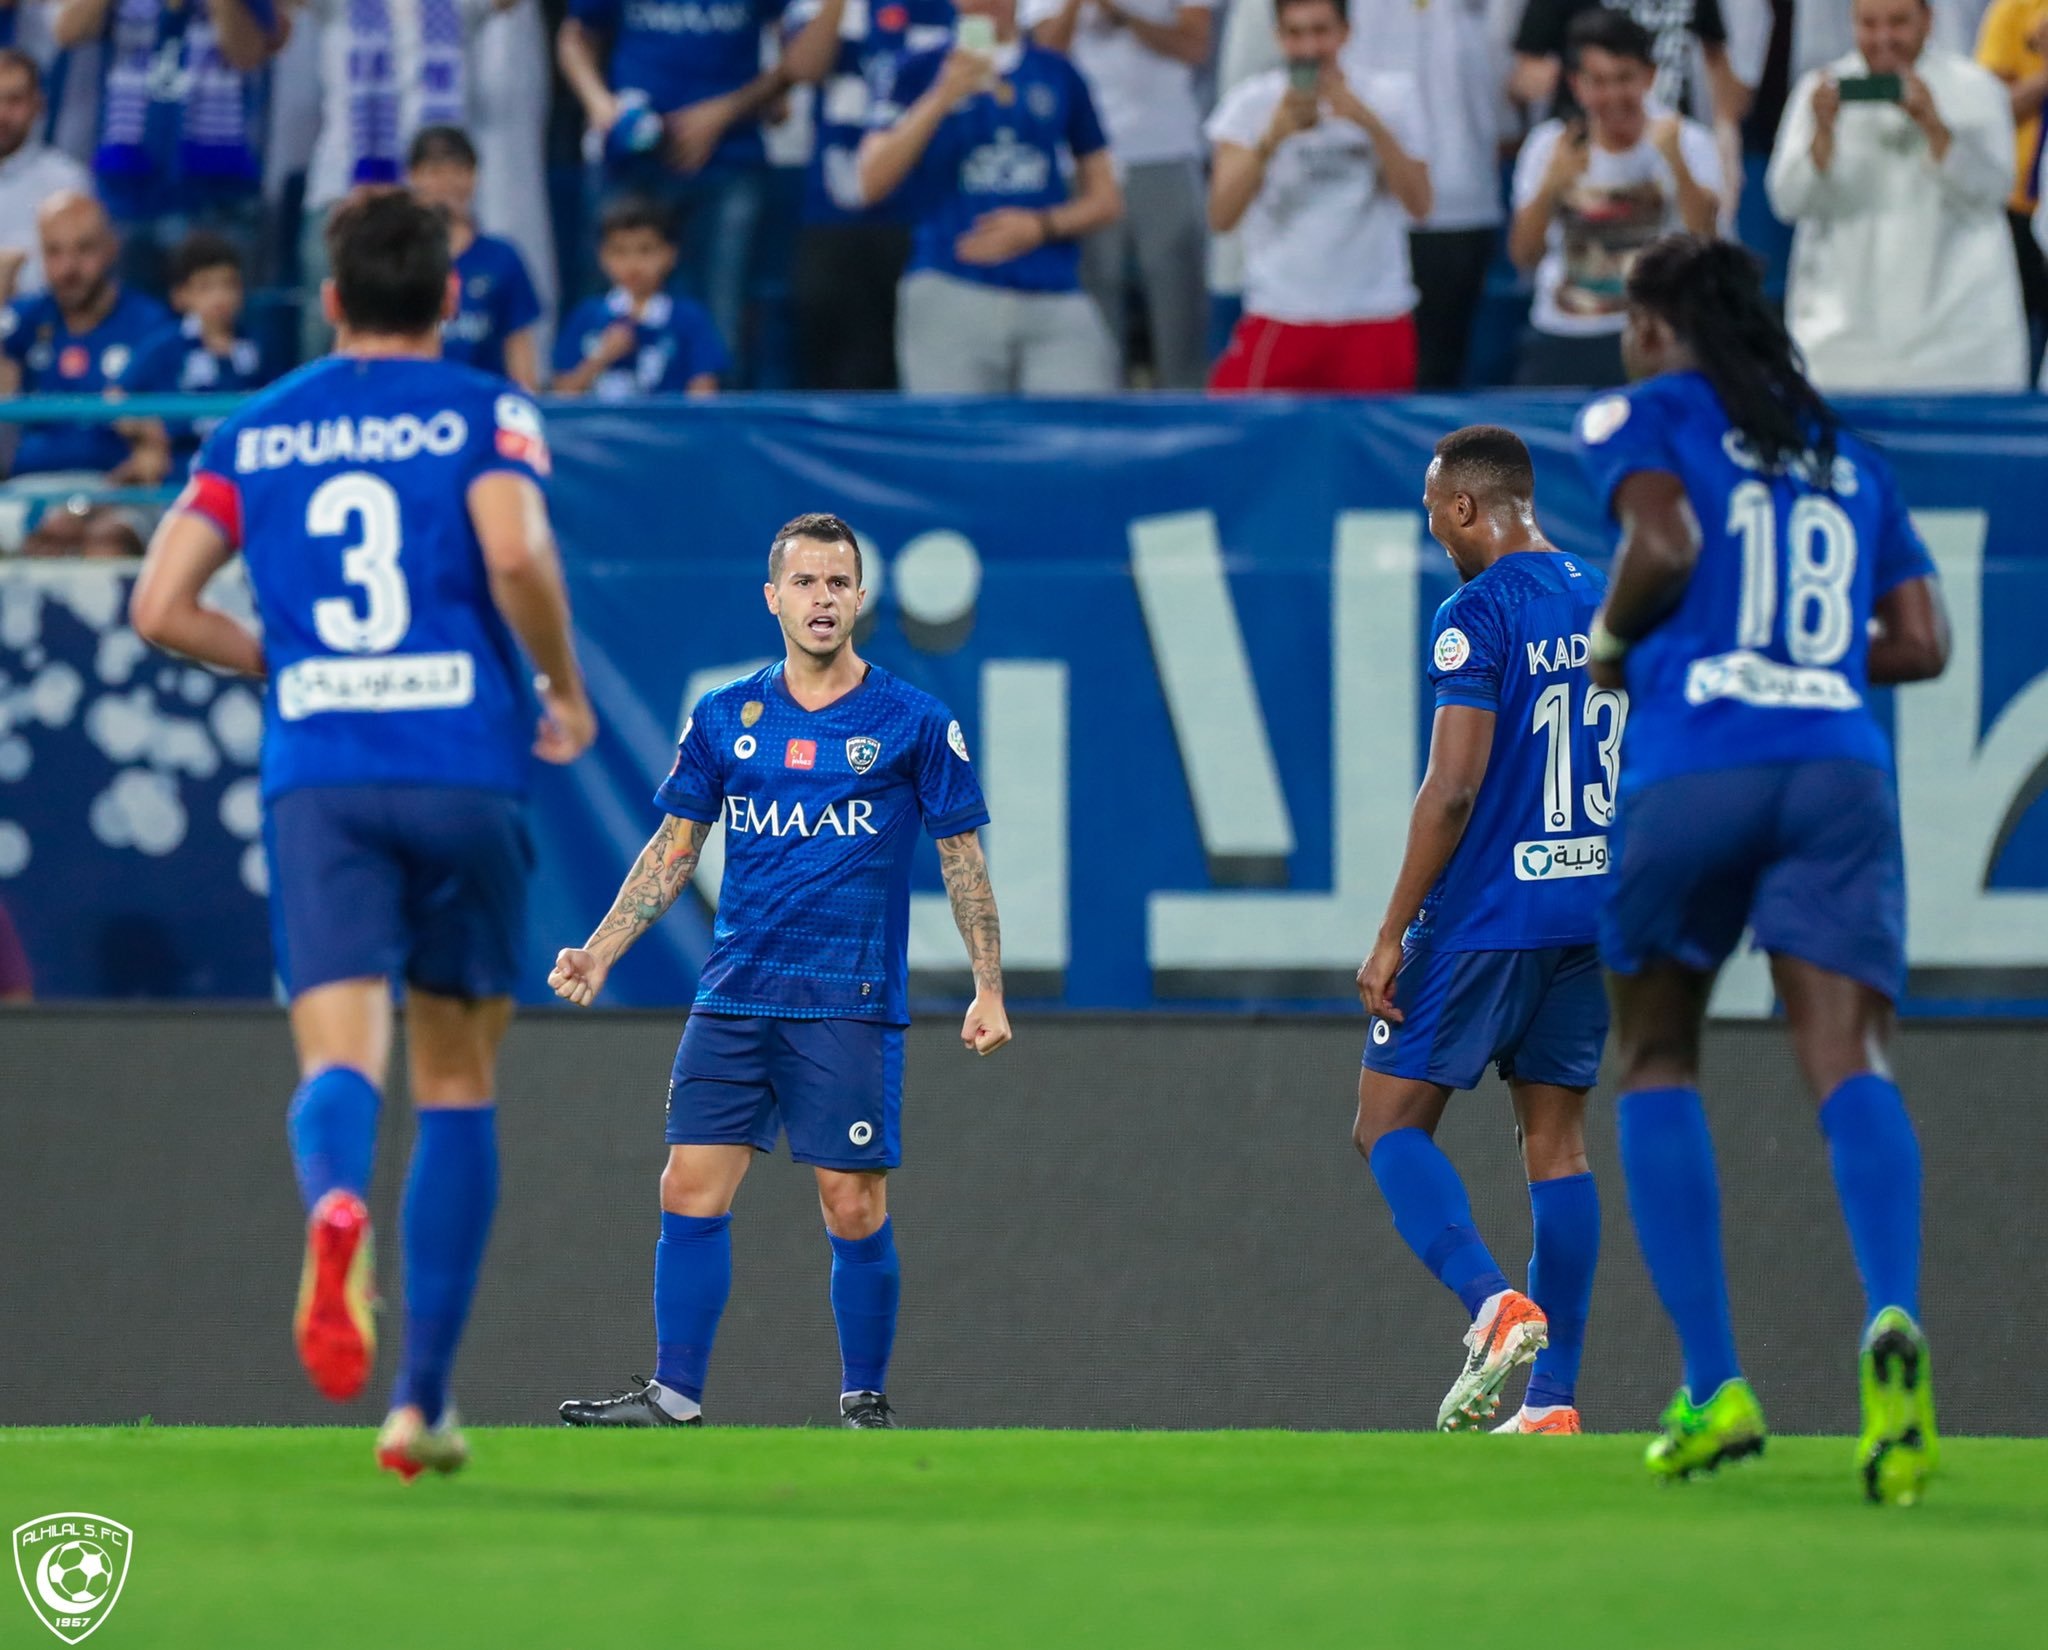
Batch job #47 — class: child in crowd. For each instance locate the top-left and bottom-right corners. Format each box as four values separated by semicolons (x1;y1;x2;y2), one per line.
406;125;544;391
128;230;272;468
554;198;728;398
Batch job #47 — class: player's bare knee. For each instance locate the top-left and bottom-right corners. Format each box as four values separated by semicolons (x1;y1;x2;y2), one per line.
816;1171;887;1239
659;1158;733;1218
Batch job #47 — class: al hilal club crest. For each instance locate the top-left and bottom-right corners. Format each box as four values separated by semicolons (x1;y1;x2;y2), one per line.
845;736;881;775
14;1514;133;1643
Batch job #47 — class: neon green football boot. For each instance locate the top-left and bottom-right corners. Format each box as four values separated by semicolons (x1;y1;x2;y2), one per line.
1644;1378;1768;1481
1857;1307;1939;1507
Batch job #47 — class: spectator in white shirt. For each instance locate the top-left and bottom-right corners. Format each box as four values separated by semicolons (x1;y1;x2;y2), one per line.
1769;0;2024;390
0;50;93;308
1205;0;1432;392
1509;8;1721;386
1027;0;1212;388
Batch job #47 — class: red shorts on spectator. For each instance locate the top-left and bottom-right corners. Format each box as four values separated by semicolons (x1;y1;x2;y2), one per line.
1209;314;1419;394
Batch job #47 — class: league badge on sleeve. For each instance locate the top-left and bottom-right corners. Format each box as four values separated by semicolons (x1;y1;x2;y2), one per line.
947;720;970;762
494;394;551;476
846;736;881;775
1433;628;1471;672
1578;394;1630;445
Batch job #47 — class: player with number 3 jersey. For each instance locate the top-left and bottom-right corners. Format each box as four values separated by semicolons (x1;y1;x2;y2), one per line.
1354;425;1615;1437
1575;235;1949;1502
131;191;596;1480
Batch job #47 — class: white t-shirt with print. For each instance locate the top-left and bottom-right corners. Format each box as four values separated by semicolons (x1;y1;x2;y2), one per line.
1021;0;1215;168
1511;114;1722;337
1205;67;1424;323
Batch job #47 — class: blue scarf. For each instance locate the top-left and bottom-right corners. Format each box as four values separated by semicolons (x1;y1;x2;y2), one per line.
345;0;470;186
97;0;258;186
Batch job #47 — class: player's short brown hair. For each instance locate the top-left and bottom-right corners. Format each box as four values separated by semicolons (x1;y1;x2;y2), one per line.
769;513;863;585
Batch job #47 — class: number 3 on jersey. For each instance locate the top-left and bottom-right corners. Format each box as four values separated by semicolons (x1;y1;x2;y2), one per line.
309;472;409;654
1532;680;1625;831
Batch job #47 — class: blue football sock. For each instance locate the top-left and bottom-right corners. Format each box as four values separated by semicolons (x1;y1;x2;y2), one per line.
392;1107;499;1427
1617;1087;1742;1399
654;1211;732;1405
828;1218;901;1395
1369;1127;1513;1319
1524;1172;1600;1410
1819;1072;1922;1326
286;1065;381;1212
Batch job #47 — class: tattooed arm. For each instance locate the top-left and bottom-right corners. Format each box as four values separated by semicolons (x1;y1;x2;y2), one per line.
937;830;1012;1055
548;814;714;1006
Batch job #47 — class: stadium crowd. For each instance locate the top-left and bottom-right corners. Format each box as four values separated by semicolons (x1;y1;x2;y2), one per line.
0;0;2033;476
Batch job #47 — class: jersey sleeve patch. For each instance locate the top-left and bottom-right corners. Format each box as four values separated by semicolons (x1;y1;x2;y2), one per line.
493;392;551;476
1577;394;1631;446
177;469;243;547
1433;628;1471;672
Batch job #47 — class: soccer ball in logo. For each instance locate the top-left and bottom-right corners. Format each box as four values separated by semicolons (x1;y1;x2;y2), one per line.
43;1542;113;1610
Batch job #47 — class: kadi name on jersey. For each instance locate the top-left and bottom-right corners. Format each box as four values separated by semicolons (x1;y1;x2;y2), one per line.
1525;632;1591;675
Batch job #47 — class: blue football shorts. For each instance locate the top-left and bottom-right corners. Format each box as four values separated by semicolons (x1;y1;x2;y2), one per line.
1363;943;1607;1092
667;1013;905;1171
1601;758;1907;1000
263;784;532;1000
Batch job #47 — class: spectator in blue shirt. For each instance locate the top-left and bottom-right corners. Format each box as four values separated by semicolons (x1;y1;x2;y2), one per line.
407;125;544;390
782;0;954;388
53;0;289;295
857;0;1122;392
558;0;795;387
127;229;272;467
554;196;730;396
0;191;172;482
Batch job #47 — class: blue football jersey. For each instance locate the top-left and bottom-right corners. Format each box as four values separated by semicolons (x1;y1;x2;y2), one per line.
655;662;990;1023
1574;370;1937;793
889;43;1108;293
181;356;552;801
1412;549;1616;952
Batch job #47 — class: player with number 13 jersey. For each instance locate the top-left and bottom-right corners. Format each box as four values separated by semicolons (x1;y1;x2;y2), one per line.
1354;425;1617;1439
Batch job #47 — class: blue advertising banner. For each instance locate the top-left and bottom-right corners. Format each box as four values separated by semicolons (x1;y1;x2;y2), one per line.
4;393;2046;1016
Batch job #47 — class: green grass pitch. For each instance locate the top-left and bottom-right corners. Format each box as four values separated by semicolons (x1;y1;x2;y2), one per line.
2;1429;2039;1648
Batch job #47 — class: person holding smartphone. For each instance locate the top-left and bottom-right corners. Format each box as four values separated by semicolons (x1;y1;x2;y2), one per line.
857;0;1126;394
1204;0;1433;392
1507;9;1722;388
1767;0;2025;391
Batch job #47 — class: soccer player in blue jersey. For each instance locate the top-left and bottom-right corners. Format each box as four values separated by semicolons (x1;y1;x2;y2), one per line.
128;189;596;1480
1575;235;1950;1502
552;512;1010;1430
1356;426;1615;1435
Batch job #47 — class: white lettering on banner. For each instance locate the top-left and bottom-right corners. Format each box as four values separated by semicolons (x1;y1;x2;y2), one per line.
1898;510;2048;978
1683;650;1861;711
1130;511;1294;881
1147;511;1419;986
1512;835;1609;880
275;652;474;721
234;413;467;472
960;133;1052;195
